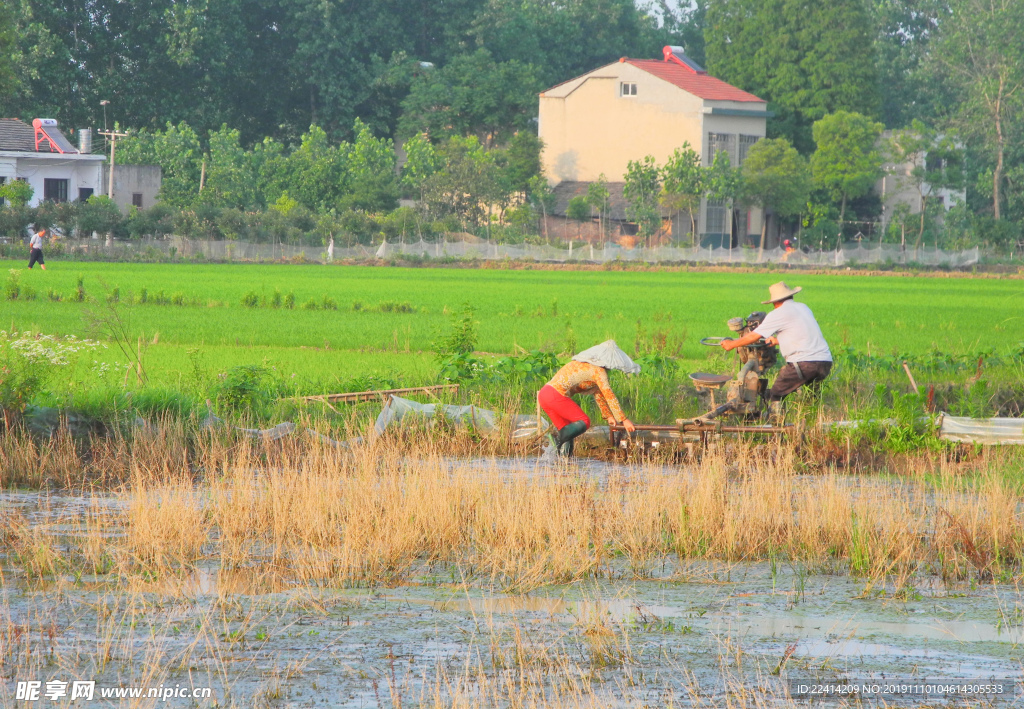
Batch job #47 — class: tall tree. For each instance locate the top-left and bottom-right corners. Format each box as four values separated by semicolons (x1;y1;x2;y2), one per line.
705;0;882;152
470;0;667;88
741;138;812;258
889;120;965;250
870;0;948;128
585;175;611;243
397;49;541;147
931;0;1024;221
623;156;662;244
660;143;704;245
810;111;885;228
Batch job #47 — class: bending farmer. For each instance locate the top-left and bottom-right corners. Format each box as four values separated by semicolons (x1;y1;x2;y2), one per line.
538;340;638;457
722;282;832;401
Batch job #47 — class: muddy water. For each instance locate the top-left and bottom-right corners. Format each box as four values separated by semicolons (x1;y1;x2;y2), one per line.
1;478;1022;707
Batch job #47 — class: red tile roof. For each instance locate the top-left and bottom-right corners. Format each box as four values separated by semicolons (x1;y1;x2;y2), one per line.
625;59;764;103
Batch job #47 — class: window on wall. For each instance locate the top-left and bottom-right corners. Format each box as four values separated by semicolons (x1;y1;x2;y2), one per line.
78;187;94;202
738;135;760;165
620;82;637;97
132;193;143;208
705;199;728;234
43;178;69;203
706;133;736;165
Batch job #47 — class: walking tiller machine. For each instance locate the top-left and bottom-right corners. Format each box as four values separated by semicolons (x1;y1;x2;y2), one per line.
607;312;795;457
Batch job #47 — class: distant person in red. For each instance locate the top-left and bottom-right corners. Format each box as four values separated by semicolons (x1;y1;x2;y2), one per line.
28;229;48;270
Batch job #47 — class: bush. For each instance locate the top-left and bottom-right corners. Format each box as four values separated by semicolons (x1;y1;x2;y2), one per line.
210;364;279;419
434;303;477;357
320;295;338;310
241;290;260;308
284;292;295;309
379;300;416;313
301;298;319;311
4;269;21;300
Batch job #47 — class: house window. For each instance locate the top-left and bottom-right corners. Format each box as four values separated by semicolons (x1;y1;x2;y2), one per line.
620;82;637;97
705;199;728;234
78;187;94;202
43;178;69;203
738;135;760;165
706;132;736;166
132;193;143;208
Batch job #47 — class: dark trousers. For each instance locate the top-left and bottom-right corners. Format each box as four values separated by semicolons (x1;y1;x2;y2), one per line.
769;361;832;401
27;248;44;268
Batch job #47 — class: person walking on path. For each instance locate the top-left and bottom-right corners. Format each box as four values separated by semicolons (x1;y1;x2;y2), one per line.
538;340;638;457
722;281;832;403
27;229;48;270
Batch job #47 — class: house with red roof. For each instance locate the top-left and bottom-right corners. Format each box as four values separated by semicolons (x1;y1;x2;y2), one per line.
539;47;770;247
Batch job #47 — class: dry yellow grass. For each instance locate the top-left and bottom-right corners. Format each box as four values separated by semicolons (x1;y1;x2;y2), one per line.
2;431;1020;594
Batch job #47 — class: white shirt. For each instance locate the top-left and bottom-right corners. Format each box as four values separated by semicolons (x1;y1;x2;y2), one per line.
753;300;832;363
30;233;44;249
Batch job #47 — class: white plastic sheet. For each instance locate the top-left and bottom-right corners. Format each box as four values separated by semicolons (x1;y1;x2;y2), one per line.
374;395;542;440
939;414;1024;445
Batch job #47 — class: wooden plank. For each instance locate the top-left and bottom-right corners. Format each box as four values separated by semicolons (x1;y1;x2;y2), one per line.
295;383;459;405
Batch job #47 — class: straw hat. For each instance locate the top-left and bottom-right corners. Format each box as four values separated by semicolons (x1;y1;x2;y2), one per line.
762;281;802;304
572;340;641;374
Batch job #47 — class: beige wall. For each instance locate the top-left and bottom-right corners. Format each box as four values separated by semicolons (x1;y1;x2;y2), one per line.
539;60;768;239
540;63;707;183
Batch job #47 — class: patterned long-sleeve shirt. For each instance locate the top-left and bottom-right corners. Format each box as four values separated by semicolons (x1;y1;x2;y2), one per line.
546;360;627;423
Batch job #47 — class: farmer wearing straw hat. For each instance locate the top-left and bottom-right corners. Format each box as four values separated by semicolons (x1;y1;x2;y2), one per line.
721;282;832;402
538;340;638;457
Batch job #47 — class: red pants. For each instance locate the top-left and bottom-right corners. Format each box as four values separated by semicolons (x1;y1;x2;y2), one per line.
538;385;590;430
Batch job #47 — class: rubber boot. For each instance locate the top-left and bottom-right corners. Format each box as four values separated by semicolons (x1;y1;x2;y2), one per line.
556;420;588;457
768;400;785;424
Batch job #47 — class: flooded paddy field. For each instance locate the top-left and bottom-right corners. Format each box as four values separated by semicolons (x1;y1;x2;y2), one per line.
2;446;1023;707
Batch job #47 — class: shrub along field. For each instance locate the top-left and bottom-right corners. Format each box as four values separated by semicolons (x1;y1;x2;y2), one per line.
1;259;1019;425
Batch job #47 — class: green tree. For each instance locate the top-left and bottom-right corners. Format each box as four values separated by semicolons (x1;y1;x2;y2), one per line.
889;120;966;251
660;143;704;245
200;125;259;210
623;156;662;244
0;1;17;99
810;111;884;229
527;175;555;240
705;0;882;152
741;138;812;258
276;125;351;212
400;133;440;203
585;176;611;243
346;119;398;212
566;195;590;240
119;122;203;208
705;151;743;244
470;0;668;87
398;49;541;147
0;179;34;207
78;196;123;236
931;0;1024;221
501;131;543;199
422;136;498;231
870;0;948;128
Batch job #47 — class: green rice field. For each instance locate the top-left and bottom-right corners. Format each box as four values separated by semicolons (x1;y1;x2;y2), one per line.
2;260;1019;394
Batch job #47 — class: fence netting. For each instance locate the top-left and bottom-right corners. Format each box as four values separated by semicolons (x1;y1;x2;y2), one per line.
56;237;982;267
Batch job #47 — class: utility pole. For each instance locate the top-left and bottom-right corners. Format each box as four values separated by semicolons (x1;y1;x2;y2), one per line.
98;129;127;199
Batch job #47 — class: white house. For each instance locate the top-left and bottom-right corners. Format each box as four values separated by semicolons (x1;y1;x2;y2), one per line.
0;118;105;206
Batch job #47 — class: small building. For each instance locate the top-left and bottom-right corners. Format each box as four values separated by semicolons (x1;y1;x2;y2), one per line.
102;164;162;212
539;47;771;246
875;130;965;230
0;118;105;205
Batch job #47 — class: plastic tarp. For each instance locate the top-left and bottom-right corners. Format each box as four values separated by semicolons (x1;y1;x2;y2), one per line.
939;414;1024;445
374;395;541;440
